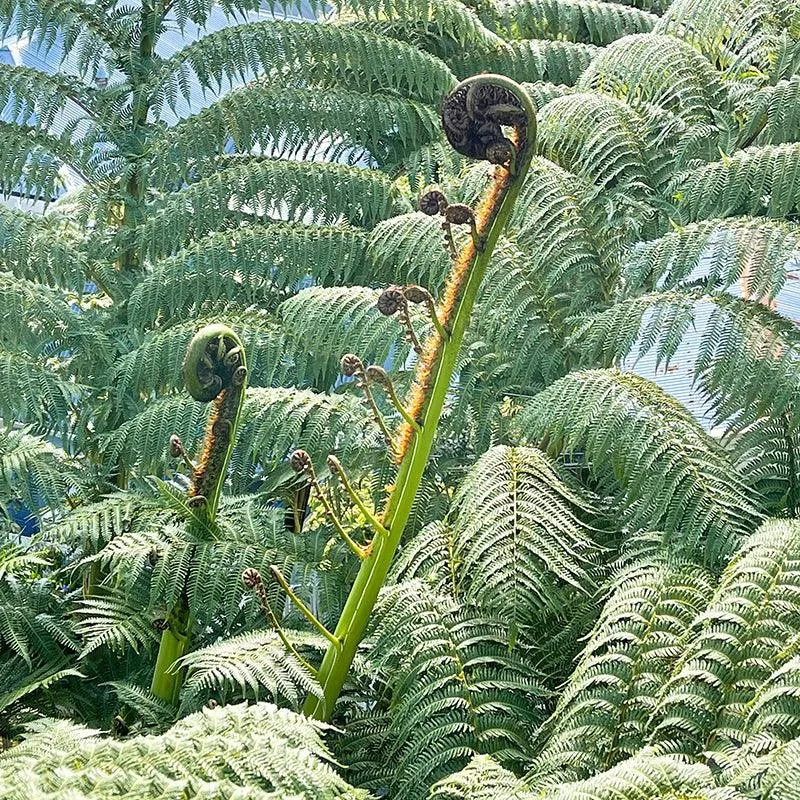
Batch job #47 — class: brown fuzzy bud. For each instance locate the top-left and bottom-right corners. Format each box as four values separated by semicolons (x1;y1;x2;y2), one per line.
326;454;343;475
485;137;515;165
365;365;390;386
169;434;183;458
188;495;207;509
444;203;475;226
242;567;262;589
403;285;434;305
340;353;363;377
290;449;312;473
377;286;405;317
419;186;448;216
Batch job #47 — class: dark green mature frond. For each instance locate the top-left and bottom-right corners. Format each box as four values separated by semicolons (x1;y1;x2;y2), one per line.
0;426;77;518
0;207;91;290
530;562;713;782
128;224;367;329
522;80;574;110
0;352;77;435
112;311;293;411
160;20;456;108
138;159;407;256
622;217;800;297
656;0;797;81
648;519;800;758
535;93;652;192
153;83;440;180
177;630;322;712
366;580;547;800
513;370;761;565
451;39;597;85
576;34;729;126
673;143;800;222
451;445;599;625
279;286;411;386
366;211;452;290
0;702;367;799
486;0;658;46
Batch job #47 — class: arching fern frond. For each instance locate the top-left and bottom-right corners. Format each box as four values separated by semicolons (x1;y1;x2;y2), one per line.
487;0;658;46
450;445;600;626
431;754;529;800
529;561;713;782
512;369;761;565
736;77;800;148
128;224;367;329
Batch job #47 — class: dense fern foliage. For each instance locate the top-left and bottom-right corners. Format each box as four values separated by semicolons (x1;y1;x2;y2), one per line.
1;0;800;798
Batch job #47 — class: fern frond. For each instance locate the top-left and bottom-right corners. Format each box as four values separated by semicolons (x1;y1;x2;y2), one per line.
431;754;530;800
673;143;800;222
178;630;322;711
451;39;597;85
128;223;367;329
451;445;599;625
748;656;800;747
576;34;729;126
530;561;713;782
153;83;440;179
487;0;658;46
736;77;800;147
159;20;456;108
367;580;548;799
648;519;800;757
0;701;366;798
513;369;761;565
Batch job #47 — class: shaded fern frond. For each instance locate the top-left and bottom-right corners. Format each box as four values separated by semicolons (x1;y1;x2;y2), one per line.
451;445;599;625
736;77;800;147
177;630;322;712
530;561;713;782
513;369;761;565
487;0;658;46
648;519;800;757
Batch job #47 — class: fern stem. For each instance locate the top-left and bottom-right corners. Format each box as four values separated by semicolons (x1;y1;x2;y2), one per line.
303;75;536;720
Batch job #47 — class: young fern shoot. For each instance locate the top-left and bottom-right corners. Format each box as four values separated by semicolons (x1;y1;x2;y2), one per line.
150;324;248;705
298;75;537;720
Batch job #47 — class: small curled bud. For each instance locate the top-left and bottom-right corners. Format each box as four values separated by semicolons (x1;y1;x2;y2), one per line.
485;137;515;166
290;449;312;474
326;454;343;475
242;567;262;589
169;434;183;458
365;365;390;386
403;285;434;305
340;353;363;378
188;495;207;509
377;286;406;317
444;204;475;226
419;185;448;216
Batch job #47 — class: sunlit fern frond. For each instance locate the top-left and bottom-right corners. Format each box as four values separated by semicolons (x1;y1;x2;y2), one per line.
177;630;322;713
136;157;409;259
128;224;367;329
366;580;548;800
0;702;366;799
529;561;713;782
486;0;658;46
152;83;440;181
390;520;459;596
622;217;800;297
450;39;597;85
112;311;293;412
513;369;762;566
450;445;600;626
279;285;413;388
576;34;729;126
647;519;800;758
672;143;800;222
430;754;529;800
747;656;800;749
736;77;800;148
158;20;456;109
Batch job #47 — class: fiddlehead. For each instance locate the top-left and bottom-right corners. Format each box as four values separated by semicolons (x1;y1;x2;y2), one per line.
181;323;248;519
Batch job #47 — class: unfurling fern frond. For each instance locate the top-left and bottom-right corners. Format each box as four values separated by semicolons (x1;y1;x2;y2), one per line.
529;561;713;782
0;702;366;799
648;519;800;758
513;369;761;565
177;630;322;712
450;445;599;626
365;580;547;800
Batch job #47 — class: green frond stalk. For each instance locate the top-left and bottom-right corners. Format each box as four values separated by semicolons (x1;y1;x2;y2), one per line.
303;74;537;720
